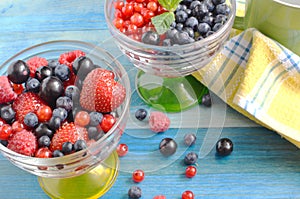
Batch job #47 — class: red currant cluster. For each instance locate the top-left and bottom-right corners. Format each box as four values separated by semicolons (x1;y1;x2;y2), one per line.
113;0;167;41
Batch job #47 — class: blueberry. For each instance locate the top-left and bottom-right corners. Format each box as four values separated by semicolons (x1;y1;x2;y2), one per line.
184;133;197;146
215;4;231;15
52;150;64;157
174;31;194;45
175;10;188;23
190;0;201;9
39;76;64;107
141;31;160;45
213;22;222;31
35;66;52;81
202;15;214;26
74;140;87;152
34;123;54;138
128;186;142;199
214;14;228;24
185;8;192;15
47;60;60;69
192;3;209;18
61;141;73;155
25;78;40;93
56;96;73;112
175;23;184;31
202;93;212;107
206;30;215;37
48;116;62;131
89;111;103;126
0;105;15;123
7;60;30;84
88;126;102;140
54;64;70;82
184;152;198;165
204;0;215;11
135;108;147;121
0;140;8;147
185;17;199;30
162;39;172;46
64;85;80;102
212;0;226;5
183;27;195;38
24;112;38;128
52;107;68;121
216;138;233;156
72;56;95;79
197;22;211;36
38;135;51;147
159;138;177;156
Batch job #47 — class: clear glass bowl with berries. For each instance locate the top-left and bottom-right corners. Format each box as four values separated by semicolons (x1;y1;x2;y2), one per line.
0;40;131;198
105;0;235;112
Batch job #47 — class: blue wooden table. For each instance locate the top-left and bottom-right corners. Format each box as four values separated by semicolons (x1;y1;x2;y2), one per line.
1;0;300;198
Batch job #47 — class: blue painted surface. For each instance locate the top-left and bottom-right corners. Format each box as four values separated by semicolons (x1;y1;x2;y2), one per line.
0;0;300;198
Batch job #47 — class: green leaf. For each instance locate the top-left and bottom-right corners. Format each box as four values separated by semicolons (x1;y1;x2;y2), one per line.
151;12;175;35
158;0;182;11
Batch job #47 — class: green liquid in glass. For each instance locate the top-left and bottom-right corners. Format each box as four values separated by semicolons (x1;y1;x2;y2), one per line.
38;152;119;199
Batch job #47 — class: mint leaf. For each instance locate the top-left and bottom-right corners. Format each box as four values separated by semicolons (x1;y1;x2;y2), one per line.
151;12;175;35
158;0;182;11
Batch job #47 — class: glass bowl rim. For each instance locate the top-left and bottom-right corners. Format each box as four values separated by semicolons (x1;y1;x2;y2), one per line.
0;40;131;164
104;0;236;50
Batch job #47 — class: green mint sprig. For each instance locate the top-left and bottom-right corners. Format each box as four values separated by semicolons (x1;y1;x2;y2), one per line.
151;0;182;35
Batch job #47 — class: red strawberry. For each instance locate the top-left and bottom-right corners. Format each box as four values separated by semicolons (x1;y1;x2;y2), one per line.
0;76;17;104
50;122;88;152
80;68;126;113
7;129;38;156
12;92;47;123
26;56;48;77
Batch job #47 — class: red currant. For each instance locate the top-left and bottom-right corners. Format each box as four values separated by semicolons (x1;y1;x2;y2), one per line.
116;143;129;157
113;17;125;29
147;1;158;12
114;1;124;10
185;166;197;178
74;111;91;127
153;195;166;199
12;83;24;95
132;169;145;183
114;9;123;18
143;10;155;23
182;190;194;199
11;121;24;133
130;13;144;27
100;114;116;133
36;105;52;122
35;147;53;158
0;118;6;126
134;2;144;12
127;24;138;34
0;124;13;140
122;3;134;19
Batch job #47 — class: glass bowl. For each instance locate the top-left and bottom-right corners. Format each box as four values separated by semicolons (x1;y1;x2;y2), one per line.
0;40;131;198
104;0;235;112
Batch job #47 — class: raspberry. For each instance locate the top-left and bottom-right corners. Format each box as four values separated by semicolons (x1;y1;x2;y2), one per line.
149;111;170;133
26;56;48;77
0;76;17;104
58;50;85;68
7;129;38;156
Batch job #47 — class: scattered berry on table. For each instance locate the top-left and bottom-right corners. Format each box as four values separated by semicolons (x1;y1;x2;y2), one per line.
153;195;166;199
7;60;30;84
80;68;126;113
185;165;197;178
7;129;37;156
135;108;148;121
184;152;198;165
116;143;128;157
26;56;48;77
159;137;177;156
0;76;17;104
182;190;194;199
132;169;145;183
128;186;142;199
184;133;197;146
216;138;233;156
149;111;170;133
201;93;212;107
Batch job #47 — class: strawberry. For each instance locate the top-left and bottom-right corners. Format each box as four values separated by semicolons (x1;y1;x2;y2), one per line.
7;129;38;156
80;68;126;113
0;76;17;104
50;122;88;152
12;92;46;123
149;111;170;133
26;56;48;77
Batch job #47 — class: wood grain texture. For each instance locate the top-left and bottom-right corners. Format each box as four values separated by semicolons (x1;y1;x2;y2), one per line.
0;0;300;198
